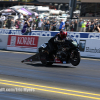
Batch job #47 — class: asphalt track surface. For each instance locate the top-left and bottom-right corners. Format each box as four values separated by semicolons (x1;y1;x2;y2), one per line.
0;50;100;100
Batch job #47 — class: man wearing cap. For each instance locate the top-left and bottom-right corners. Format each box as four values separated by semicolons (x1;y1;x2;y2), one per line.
81;20;87;32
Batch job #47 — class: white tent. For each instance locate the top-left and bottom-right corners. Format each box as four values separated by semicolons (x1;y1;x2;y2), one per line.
33;12;39;16
73;10;80;14
50;10;60;15
17;9;28;15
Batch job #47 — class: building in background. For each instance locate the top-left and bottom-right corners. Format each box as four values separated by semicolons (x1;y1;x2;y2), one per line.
80;0;100;19
0;0;81;11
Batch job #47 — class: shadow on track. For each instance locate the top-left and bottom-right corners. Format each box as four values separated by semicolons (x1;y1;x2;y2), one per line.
24;62;75;68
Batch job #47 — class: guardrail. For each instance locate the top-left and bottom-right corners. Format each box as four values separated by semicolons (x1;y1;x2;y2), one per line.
0;29;100;58
0;29;100;39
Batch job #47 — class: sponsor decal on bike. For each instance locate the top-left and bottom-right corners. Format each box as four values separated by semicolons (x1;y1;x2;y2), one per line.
55;58;62;63
63;61;66;64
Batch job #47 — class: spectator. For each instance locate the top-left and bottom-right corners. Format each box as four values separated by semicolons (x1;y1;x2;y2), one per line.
97;24;100;32
56;21;60;31
6;18;11;29
74;20;77;31
86;20;89;32
59;19;65;31
38;19;43;30
94;24;99;32
98;20;100;25
1;12;100;33
44;20;51;31
94;19;98;25
78;19;82;32
18;13;21;19
43;20;46;30
70;20;74;31
3;20;6;29
20;19;24;29
0;18;3;28
21;18;30;35
65;19;70;31
81;20;87;32
89;22;94;32
15;19;20;29
35;16;39;30
52;20;57;31
11;18;15;29
31;19;36;30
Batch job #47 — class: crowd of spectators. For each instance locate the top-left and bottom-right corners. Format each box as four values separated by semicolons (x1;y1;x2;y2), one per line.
78;19;100;32
0;15;100;33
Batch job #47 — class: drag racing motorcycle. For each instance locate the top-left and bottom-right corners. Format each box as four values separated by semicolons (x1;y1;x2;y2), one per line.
21;36;80;66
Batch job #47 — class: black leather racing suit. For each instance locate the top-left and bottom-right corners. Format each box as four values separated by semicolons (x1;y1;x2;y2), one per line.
48;34;63;54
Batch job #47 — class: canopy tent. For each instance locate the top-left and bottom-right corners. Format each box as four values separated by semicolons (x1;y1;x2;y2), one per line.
21;8;32;15
33;12;39;16
11;7;38;17
24;7;35;17
17;9;28;15
0;9;16;15
73;10;80;14
22;7;39;17
25;7;35;14
11;8;20;14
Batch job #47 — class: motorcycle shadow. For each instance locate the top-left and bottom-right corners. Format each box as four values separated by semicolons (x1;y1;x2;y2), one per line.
25;62;75;68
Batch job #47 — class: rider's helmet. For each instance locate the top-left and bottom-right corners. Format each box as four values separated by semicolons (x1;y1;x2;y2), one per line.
60;30;67;39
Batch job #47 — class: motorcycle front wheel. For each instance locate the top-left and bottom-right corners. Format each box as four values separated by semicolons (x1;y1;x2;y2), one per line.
70;49;80;66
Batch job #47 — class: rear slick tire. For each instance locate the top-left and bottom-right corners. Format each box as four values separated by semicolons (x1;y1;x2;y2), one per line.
70;49;80;66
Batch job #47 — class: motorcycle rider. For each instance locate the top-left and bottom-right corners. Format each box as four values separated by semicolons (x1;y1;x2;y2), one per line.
48;30;67;54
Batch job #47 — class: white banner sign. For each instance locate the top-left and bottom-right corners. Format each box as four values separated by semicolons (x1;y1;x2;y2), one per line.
78;39;100;58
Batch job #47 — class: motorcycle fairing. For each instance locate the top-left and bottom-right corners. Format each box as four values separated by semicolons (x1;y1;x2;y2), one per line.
55;58;62;63
21;53;40;63
21;53;65;64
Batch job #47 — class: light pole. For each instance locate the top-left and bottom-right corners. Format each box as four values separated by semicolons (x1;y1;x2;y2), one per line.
69;0;77;19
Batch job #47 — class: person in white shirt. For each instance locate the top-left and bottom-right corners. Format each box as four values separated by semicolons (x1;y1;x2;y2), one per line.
20;19;25;29
38;19;43;30
56;21;60;31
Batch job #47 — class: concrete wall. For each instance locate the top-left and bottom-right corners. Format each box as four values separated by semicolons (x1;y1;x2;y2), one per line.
0;35;8;50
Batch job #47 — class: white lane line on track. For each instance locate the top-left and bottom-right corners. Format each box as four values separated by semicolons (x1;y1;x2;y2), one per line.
81;58;100;61
0;50;34;55
0;50;100;61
